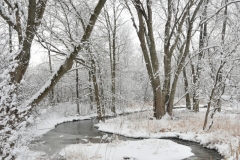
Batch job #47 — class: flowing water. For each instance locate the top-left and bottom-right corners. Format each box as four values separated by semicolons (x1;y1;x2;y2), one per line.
31;119;223;159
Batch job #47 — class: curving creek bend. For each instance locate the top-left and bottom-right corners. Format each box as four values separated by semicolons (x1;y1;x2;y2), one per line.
31;118;223;160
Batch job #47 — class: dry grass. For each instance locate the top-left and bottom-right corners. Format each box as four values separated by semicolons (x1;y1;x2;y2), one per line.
210;115;240;136
122;109;240;136
97;106;240;159
113;109;240;159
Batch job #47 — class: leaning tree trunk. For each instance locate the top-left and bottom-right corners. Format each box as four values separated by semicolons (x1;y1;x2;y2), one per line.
203;63;226;130
0;0;106;158
203;0;228;130
0;1;47;158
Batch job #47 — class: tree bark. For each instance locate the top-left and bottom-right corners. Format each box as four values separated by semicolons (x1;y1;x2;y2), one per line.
111;22;116;114
76;63;80;114
163;0;173;109
192;64;199;112
193;0;209;112
48;49;54;105
128;0;165;118
90;57;102;122
203;63;226;130
9;0;47;84
104;4;117;114
88;71;94;110
98;63;105;117
183;66;191;110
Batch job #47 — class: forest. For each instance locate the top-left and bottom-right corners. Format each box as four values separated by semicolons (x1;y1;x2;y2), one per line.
0;0;240;159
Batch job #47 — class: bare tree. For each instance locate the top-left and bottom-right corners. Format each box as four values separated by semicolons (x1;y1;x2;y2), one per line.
164;0;203;115
38;0;107;120
125;0;203;118
203;0;237;130
0;1;47;158
0;0;106;158
125;0;165;118
191;0;209;112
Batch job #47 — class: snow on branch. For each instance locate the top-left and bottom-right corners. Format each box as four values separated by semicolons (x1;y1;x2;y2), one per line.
201;0;240;24
0;1;17;28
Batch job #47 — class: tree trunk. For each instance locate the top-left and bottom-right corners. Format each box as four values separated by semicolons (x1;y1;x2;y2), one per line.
217;0;228;112
91;57;102;122
190;59;199;112
104;5;117;114
193;0;209;112
111;21;116;114
76;63;80;114
126;0;165;118
23;0;106;109
163;0;173;110
98;63;105;117
0;1;47;158
167;0;204;115
8;23;12;53
48;50;54;105
183;66;191;109
163;0;192;110
88;71;94;110
203;0;228;130
203;64;225;130
153;80;165;118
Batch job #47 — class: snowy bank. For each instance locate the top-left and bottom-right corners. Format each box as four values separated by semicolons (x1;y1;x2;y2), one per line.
29;102;150;137
59;139;194;160
21;103;151;159
95;109;240;159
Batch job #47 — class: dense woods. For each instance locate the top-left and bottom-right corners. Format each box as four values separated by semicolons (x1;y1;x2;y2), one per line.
0;0;240;159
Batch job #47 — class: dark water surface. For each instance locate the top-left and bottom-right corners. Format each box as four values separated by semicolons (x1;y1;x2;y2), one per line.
31;119;223;159
163;138;223;160
31;119;130;157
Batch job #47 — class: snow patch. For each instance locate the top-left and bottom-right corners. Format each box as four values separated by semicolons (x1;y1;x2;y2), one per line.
59;139;194;160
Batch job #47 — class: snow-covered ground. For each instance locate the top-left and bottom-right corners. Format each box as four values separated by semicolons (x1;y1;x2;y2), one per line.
19;102;153;159
20;103;240;160
59;139;194;160
95;107;240;160
29;102;150;136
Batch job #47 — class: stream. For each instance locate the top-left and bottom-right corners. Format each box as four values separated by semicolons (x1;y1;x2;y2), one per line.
31;119;223;159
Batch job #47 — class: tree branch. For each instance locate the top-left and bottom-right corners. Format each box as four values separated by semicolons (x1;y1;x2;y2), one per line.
19;0;107;116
